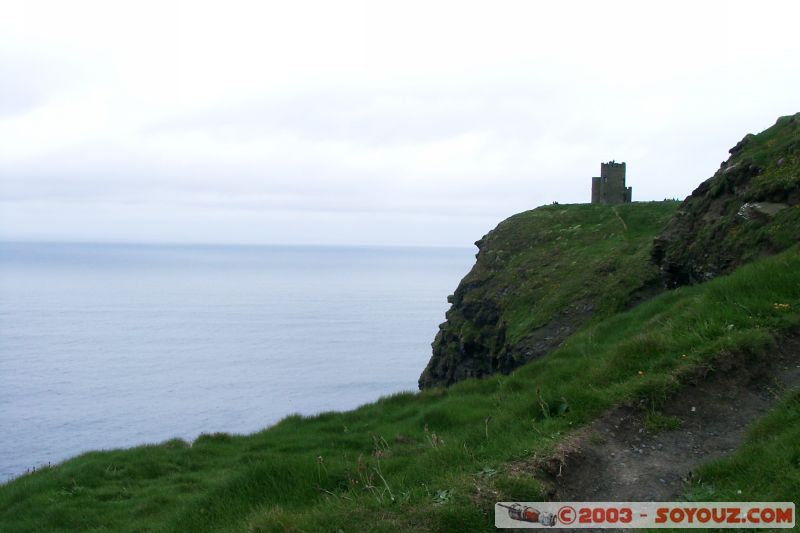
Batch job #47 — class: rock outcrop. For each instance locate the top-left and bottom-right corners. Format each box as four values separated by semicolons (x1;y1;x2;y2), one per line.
653;113;800;287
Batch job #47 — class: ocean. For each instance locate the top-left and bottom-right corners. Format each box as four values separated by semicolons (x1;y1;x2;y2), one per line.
0;242;474;481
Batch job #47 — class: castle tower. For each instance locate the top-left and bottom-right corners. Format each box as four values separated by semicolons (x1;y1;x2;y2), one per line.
591;161;632;205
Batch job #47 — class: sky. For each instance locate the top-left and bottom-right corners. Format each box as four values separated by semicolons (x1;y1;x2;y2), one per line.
1;0;799;247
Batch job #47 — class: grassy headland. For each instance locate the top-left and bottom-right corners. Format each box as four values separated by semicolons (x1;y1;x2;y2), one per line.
420;201;679;387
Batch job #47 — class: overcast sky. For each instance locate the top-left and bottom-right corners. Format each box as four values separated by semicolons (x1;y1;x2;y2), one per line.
1;0;799;246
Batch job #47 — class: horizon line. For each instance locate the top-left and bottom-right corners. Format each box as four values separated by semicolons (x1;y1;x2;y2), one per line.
0;238;476;251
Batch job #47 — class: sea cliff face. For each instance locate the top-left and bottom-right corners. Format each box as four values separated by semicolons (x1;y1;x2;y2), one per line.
418;202;679;388
653;113;800;287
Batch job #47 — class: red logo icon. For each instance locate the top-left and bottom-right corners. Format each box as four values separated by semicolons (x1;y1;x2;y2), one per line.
558;505;576;525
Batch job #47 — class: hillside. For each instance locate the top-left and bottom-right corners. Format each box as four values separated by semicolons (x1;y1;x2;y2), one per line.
419;202;679;388
1;115;800;532
654;112;800;287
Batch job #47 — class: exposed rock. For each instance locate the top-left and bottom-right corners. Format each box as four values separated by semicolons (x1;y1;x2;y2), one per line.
737;202;790;220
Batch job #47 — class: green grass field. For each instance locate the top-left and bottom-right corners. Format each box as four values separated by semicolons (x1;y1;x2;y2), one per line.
1;234;798;530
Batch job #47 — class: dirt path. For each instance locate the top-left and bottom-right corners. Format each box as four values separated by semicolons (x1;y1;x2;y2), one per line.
548;334;800;502
611;206;628;233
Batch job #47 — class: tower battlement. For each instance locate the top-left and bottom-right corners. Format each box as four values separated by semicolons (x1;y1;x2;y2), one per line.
591;160;632;205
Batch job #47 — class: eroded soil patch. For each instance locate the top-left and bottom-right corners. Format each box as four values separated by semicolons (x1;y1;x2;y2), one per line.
548;335;800;502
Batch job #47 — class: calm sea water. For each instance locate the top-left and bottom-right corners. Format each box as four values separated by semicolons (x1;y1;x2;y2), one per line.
0;242;473;481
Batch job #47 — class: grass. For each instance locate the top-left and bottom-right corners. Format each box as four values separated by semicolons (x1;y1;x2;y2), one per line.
497;202;679;342
471;201;680;343
643;411;682;433
1;241;799;531
740;113;800;197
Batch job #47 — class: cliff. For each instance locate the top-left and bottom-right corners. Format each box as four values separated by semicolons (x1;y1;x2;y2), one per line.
419;201;679;388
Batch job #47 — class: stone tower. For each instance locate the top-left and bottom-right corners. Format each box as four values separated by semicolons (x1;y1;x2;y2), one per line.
591;161;632;205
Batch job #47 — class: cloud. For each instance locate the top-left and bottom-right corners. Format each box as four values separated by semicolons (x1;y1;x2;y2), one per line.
1;0;799;245
148;80;562;144
0;51;84;117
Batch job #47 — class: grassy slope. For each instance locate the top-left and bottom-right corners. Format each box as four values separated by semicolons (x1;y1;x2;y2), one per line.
421;201;680;386
654;113;800;287
739;113;800;202
492;201;679;342
1;245;798;531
